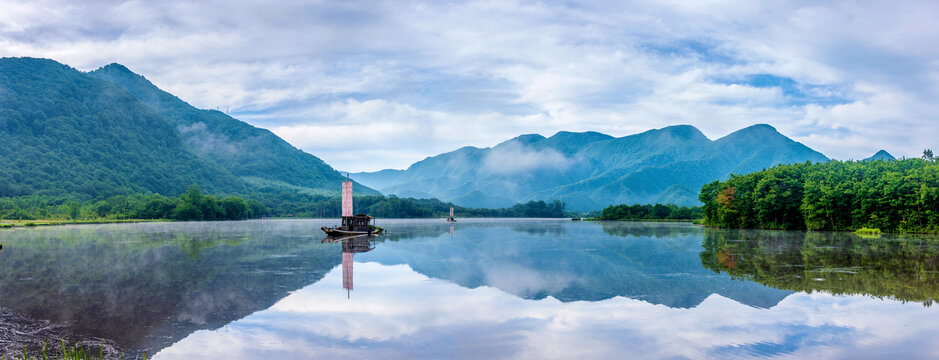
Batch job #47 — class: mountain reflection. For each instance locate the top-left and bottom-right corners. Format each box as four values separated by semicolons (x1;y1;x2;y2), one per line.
699;229;939;305
357;221;791;308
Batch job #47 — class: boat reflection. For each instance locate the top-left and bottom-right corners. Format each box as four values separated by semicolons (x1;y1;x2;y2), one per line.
324;235;376;298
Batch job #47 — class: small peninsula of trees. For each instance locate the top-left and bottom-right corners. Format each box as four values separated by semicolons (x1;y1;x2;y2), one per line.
699;156;939;233
594;203;702;221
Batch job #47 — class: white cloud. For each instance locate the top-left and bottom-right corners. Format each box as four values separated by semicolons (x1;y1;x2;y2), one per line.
1;0;938;170
482;141;575;175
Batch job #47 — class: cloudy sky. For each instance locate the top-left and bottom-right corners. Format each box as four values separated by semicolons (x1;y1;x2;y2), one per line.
1;0;937;171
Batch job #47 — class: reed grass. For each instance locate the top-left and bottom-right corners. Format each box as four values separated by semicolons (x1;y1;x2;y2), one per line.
855;227;882;235
0;341;146;360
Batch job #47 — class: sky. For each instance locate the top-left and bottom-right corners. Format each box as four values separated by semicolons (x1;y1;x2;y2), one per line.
1;0;937;172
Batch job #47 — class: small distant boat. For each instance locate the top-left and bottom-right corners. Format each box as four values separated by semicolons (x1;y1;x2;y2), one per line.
322;176;384;237
446;207;457;222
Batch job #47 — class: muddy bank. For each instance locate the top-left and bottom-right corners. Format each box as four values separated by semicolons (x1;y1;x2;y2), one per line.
0;308;127;359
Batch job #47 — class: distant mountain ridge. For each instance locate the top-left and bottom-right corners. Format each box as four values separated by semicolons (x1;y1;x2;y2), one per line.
353;124;829;211
864;150;896;161
88;63;378;196
0;57;376;200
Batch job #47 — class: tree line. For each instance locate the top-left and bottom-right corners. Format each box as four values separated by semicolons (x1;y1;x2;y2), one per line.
272;194;567;218
699;156;939;233
594;203;702;221
0;186;569;221
0;186;267;221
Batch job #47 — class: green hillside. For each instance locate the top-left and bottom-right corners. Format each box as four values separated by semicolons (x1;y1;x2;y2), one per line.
88;63;378;196
354;124;829;211
0;57;384;214
0;58;244;199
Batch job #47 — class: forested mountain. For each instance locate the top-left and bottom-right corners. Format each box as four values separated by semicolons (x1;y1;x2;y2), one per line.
88;63;377;196
0;58;243;199
353;124;828;211
0;57;375;204
864;150;896;161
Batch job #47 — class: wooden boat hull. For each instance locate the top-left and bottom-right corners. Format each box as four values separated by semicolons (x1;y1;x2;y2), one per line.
321;226;383;237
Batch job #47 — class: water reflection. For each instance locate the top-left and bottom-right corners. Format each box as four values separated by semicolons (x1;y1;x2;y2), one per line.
322;235;376;298
0;221;341;356
153;261;939;360
366;221;790;307
1;220;938;359
700;229;939;305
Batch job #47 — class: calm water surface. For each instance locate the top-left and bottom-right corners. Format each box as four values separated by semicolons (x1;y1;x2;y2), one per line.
1;219;938;359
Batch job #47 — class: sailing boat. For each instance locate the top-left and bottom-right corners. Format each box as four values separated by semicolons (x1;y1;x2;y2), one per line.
321;177;383;237
446;207;457;222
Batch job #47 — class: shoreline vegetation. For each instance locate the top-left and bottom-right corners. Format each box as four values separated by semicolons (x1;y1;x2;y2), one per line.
0;219;164;228
699;158;939;233
0;342;146;360
590;203;703;221
0;185;570;227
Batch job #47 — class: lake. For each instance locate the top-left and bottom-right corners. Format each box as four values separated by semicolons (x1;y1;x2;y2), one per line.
1;219;938;359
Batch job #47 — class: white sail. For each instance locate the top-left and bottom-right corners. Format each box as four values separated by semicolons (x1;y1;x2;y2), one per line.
342;181;353;217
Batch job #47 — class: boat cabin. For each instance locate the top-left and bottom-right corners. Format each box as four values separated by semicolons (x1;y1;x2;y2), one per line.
341;214;373;232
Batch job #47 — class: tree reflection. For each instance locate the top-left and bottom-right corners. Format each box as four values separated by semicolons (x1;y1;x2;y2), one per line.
700;229;939;306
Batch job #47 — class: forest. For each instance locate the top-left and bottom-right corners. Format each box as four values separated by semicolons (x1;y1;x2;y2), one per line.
699;156;939;233
0;186;267;221
593;203;702;221
0;186;568;221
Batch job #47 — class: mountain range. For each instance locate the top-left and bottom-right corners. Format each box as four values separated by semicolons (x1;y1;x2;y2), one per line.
1;57;896;212
353;124;830;210
0;57;376;201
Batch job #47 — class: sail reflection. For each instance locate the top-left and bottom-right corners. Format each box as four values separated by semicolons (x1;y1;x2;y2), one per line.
326;235;376;298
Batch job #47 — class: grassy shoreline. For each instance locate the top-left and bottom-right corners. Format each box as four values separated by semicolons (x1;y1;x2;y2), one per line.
0;219;168;229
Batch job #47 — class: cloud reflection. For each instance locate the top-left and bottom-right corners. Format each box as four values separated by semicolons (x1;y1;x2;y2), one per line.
153;262;939;359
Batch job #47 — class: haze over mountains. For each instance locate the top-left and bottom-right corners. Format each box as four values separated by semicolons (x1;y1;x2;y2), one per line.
353;124;830;211
0;57;376;201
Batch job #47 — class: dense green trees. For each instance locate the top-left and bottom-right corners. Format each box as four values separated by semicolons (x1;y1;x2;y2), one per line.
594;203;702;220
699;158;939;233
0;187;566;221
0;186;267;221
266;194;567;218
